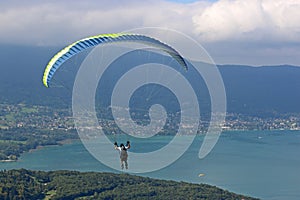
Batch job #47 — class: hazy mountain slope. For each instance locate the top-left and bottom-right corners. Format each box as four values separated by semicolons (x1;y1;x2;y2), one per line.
1;45;299;116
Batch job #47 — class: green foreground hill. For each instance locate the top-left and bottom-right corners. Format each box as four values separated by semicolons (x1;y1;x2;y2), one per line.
0;169;258;200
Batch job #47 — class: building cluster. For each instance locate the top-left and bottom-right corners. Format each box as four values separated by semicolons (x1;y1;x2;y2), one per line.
223;113;300;131
1;103;299;133
0;104;74;131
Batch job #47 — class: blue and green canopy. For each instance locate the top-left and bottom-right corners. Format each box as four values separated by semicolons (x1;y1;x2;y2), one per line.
43;33;187;87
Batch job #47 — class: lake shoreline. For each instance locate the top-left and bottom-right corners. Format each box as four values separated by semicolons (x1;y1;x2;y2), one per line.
0;130;299;200
0;138;81;162
1;129;299;162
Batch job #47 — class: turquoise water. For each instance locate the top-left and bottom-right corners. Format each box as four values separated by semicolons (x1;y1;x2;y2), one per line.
1;130;300;199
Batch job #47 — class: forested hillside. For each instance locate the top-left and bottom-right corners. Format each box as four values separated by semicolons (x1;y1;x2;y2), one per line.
0;169;258;200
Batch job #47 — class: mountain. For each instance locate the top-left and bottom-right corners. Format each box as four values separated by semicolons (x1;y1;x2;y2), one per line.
1;44;299;116
219;64;300;116
0;169;258;199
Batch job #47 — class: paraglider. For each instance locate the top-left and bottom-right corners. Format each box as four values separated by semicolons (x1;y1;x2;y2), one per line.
42;33;187;87
114;141;131;170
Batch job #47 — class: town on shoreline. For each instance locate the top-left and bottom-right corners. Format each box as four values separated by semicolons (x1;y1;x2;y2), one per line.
1;103;299;161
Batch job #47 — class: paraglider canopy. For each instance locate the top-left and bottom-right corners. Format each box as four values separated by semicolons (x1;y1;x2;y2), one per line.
42;33;187;87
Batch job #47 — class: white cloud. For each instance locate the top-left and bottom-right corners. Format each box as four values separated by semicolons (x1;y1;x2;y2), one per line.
1;0;299;44
0;0;208;45
193;0;267;41
192;0;300;42
0;0;299;65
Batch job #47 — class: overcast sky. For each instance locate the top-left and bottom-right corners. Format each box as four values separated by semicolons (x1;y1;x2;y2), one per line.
0;0;299;66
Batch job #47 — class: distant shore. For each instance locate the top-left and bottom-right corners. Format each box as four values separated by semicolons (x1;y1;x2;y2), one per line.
1;130;300;162
0;138;80;162
0;159;16;163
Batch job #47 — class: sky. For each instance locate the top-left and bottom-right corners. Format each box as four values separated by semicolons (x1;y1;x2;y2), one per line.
0;0;299;66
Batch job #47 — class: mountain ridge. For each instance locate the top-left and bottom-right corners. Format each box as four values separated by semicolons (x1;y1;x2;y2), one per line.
1;45;299;116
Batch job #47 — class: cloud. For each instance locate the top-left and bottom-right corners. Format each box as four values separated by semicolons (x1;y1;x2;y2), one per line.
0;0;213;45
0;0;299;65
192;0;300;42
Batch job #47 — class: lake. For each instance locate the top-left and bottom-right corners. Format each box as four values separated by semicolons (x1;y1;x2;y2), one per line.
1;130;300;200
